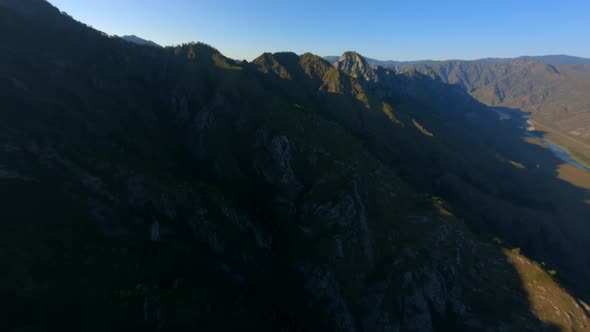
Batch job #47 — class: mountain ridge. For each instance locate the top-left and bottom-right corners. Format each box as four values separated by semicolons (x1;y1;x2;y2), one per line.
2;1;590;330
121;35;162;48
328;51;590;165
325;54;590;67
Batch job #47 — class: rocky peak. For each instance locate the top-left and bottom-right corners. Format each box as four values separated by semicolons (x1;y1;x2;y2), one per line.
252;52;294;79
335;51;376;81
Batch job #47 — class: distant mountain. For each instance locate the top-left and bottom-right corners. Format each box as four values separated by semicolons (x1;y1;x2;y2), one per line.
330;52;590;163
526;54;590;65
323;55;340;64
121;34;161;48
397;58;590;164
325;55;429;69
326;54;590;68
478;55;590;66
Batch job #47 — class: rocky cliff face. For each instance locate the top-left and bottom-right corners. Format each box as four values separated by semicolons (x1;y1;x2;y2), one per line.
2;1;590;331
335;51;377;82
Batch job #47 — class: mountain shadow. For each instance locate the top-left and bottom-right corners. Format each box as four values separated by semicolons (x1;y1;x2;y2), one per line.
1;1;589;331
330;54;590;297
395;57;590;167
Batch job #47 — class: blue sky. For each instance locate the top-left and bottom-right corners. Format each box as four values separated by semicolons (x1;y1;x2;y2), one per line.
48;0;590;61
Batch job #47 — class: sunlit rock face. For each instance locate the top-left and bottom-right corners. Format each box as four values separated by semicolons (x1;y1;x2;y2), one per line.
335;51;377;82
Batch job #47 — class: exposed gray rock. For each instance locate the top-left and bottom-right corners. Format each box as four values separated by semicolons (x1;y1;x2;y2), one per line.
254;133;304;195
353;179;375;269
11;78;29;92
310;194;356;228
0;143;21;153
150;220;160;242
127;175;152;207
0;166;33;181
335;52;377;82
189;93;221;160
189;207;225;253
81;174;114;201
401;284;433;332
171;95;190;123
88;197;124;237
156;192;177;220
269;135;303;191
219;204;272;249
299;263;357;332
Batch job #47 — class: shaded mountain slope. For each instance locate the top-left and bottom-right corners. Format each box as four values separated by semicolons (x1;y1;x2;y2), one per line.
394;58;590;165
331;52;590;301
1;1;590;331
402;59;590;118
326;52;590;164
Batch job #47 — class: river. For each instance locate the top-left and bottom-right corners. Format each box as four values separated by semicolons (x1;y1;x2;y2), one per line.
494;108;590;173
525;131;590;173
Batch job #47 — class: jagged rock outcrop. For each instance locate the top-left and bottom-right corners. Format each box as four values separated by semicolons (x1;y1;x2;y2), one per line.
335;51;377;81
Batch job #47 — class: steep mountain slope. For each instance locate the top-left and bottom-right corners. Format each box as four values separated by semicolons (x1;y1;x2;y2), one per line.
327;53;590;164
333;52;590;302
397;59;590;165
2;1;590;331
402;59;590;116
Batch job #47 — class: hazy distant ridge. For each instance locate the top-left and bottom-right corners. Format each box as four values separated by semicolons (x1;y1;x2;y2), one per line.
325;54;590;67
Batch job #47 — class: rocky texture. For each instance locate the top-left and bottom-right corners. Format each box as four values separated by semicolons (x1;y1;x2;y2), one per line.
1;1;590;331
333;51;590;298
335;51;377;82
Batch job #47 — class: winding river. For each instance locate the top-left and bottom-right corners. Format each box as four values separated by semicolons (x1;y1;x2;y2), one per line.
525;131;590;173
494;108;590;173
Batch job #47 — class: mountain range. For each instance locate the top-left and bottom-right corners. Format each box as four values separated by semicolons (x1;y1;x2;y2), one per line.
327;53;590;166
2;0;590;331
325;54;590;68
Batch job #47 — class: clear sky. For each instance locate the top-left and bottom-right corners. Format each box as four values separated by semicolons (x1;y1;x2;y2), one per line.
48;0;590;61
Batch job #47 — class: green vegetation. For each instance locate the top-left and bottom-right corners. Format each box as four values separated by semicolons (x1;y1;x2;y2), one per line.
1;1;590;330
